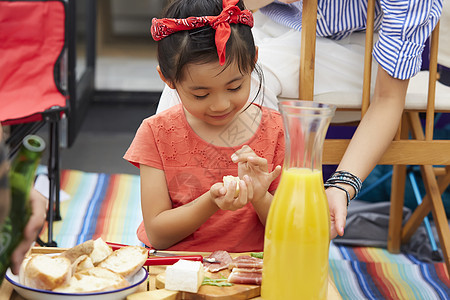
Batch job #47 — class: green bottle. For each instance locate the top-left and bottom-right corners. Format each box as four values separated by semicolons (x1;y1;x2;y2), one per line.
0;135;45;283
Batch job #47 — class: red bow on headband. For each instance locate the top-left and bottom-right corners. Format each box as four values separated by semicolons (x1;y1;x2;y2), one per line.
151;0;254;65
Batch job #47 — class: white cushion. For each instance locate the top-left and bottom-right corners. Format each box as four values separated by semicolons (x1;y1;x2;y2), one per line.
312;71;450;111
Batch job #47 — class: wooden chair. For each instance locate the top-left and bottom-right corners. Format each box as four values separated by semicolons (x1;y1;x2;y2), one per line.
298;0;450;272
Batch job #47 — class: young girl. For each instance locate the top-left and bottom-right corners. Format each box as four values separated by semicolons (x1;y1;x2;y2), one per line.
124;0;284;252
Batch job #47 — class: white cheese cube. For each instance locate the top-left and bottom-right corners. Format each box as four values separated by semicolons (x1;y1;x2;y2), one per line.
165;260;204;293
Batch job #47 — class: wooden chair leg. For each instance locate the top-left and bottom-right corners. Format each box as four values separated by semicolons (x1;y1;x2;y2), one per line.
422;165;450;272
402;166;450;243
388;164;407;253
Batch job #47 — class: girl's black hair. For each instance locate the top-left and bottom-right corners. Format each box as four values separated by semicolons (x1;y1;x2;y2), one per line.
156;0;263;104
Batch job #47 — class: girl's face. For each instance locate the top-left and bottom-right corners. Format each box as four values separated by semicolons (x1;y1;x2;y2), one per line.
171;61;252;127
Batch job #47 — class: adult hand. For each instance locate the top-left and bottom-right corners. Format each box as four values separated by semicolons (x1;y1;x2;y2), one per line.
10;188;48;275
326;187;348;239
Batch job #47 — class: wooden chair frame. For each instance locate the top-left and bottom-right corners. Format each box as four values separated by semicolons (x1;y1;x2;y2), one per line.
299;0;450;272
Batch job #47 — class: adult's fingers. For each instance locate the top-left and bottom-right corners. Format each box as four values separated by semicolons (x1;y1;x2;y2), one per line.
11;190;48;274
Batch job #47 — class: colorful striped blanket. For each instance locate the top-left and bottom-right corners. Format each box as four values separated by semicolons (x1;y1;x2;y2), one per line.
39;169;449;300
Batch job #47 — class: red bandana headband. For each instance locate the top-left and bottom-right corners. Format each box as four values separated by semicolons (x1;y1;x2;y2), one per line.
151;0;253;65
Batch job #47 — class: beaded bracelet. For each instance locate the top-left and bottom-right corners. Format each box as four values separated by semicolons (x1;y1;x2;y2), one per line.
325;170;362;206
324;183;351;206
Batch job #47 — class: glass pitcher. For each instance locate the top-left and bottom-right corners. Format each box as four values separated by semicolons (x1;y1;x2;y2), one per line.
262;100;336;300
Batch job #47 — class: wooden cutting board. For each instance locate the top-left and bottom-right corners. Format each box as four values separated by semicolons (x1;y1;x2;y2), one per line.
155;270;261;300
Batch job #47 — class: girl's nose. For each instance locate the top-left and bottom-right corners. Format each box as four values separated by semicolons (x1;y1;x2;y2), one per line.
210;95;231;112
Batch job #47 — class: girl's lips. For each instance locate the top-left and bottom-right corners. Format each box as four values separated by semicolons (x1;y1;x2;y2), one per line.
209;111;232;120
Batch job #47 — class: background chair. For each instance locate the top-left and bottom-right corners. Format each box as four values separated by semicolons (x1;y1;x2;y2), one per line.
0;0;69;246
296;0;450;272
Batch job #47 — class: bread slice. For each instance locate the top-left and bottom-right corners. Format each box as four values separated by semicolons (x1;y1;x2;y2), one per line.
60;239;94;263
53;267;129;293
90;237;113;265
71;254;94;273
59;237;112;266
23;254;72;290
98;246;148;278
19;254;37;285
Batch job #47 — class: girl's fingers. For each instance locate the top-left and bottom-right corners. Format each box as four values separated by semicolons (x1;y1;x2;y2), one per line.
235;180;248;207
243;175;253;200
231;145;256;162
211;182;226;197
247;156;267;165
269;165;282;181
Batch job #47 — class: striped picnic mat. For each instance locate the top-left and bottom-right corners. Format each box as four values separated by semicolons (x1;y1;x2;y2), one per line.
39;169;449;300
39;169;144;248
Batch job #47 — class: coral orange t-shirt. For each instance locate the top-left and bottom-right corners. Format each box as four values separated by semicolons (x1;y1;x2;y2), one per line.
124;104;285;252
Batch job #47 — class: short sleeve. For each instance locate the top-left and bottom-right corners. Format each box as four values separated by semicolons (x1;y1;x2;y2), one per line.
123;118;164;170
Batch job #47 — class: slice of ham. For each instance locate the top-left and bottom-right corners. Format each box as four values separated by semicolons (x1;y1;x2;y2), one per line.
203;250;233;272
229;255;263;269
228;268;262;285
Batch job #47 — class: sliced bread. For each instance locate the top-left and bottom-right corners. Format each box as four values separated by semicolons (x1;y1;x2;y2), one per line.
90;237;113;265
59;237;112;266
71;254;94;273
98;245;148;278
53;267;129;293
19;254;37;285
59;239;94;263
23;254;72;290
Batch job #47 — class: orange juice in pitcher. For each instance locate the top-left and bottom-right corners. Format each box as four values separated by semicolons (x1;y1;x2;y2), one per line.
262;101;335;300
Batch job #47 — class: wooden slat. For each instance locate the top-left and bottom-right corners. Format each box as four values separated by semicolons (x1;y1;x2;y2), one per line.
299;0;317;100
422;165;450;268
425;21;440;140
323;139;450;165
361;0;375;116
387;164;407;253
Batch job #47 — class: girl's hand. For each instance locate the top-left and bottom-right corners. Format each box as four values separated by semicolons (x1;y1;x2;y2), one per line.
209;180;249;211
231;145;281;203
325;187;348;239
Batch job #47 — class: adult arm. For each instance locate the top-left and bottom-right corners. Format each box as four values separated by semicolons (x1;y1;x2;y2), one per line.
328;0;441;239
327;66;408;239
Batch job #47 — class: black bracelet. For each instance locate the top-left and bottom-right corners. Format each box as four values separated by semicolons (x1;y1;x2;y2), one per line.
332;171;362;191
326;170;362;201
324;183;351;206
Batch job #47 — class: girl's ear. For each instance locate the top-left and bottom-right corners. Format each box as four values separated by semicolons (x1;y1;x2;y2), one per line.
254;46;259;65
157;65;175;89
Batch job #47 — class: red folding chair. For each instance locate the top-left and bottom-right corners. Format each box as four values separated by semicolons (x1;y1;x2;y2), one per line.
0;0;69;246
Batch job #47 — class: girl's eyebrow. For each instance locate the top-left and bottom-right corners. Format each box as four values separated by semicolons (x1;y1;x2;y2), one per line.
189;76;244;90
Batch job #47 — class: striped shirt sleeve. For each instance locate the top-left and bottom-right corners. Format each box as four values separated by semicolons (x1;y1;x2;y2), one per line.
373;0;443;79
259;0;443;80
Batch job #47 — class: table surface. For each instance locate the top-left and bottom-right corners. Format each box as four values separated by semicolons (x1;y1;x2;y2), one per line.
0;247;342;300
